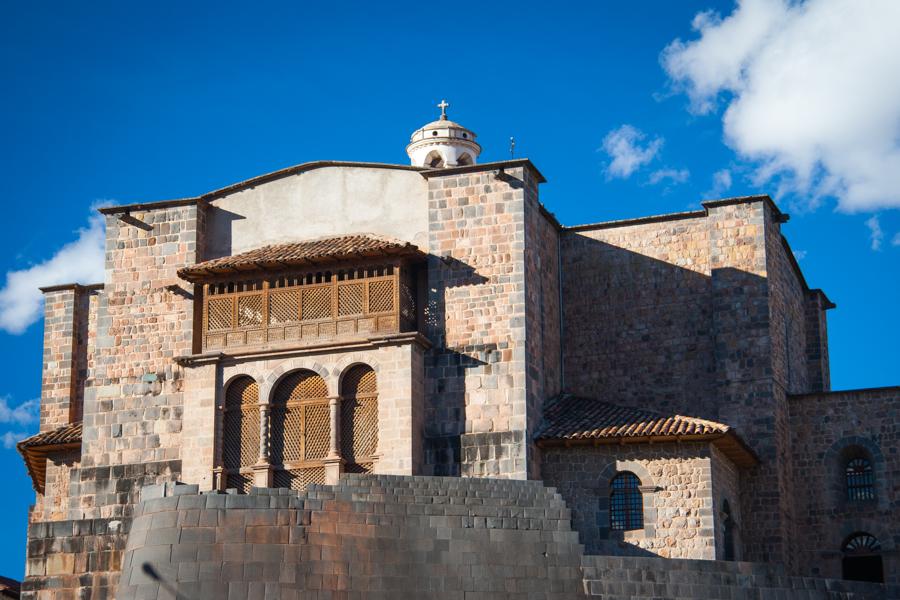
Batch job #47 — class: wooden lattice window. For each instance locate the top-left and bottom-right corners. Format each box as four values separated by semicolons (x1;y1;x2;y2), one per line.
221;376;259;493
368;279;394;313
609;472;643;531
270;370;330;489
340;364;378;471
338;283;364;316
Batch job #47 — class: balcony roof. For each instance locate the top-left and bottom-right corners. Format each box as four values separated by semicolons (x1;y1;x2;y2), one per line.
178;234;425;283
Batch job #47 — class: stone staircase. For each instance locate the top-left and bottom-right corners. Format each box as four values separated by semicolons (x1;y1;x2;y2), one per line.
112;475;894;600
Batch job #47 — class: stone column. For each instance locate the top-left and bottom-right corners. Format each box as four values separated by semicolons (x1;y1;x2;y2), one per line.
323;396;343;485
252;401;273;488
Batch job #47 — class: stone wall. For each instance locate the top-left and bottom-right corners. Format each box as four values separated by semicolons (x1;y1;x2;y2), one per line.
541;442;736;560
114;475;585;600
422;166;533;478
559;214;717;421
524;190;561;479
81;204;202;468
789;387;900;585
31;449;81;522
39;285;98;431
581;554;894;599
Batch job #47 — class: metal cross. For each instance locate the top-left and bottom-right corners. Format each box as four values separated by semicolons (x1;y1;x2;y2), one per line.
437;99;449;118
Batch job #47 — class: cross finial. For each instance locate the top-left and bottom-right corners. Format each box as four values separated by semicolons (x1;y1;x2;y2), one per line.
437;99;449;119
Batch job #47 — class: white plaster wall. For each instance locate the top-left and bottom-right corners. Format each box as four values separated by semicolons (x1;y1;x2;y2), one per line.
205;165;429;258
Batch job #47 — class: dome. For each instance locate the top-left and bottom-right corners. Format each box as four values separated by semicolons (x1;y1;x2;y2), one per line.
406;100;481;168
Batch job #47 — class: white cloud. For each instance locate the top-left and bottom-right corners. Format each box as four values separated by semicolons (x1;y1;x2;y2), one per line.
648;168;690;186
0;212;105;334
601;125;663;179
792;249;807;261
662;0;900;212
893;232;900;247
1;431;27;450
705;169;733;199
0;397;38;425
865;215;883;251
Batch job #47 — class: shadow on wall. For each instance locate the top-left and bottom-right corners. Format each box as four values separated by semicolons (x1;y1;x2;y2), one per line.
201;207;245;260
422;253;491;476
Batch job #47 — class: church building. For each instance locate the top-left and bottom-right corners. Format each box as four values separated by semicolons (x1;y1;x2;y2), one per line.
17;104;899;599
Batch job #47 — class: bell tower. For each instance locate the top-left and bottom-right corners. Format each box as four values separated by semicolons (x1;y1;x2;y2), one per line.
406;100;482;168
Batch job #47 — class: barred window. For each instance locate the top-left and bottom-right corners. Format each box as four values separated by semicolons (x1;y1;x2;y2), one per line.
846;457;875;501
609;472;643;531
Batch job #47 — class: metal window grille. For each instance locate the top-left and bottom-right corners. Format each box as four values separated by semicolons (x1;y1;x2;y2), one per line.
844;533;881;553
846;458;876;501
609;472;643;531
340;365;378;466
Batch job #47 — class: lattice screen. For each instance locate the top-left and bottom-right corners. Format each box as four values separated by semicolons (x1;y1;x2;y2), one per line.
340;365;378;465
273;467;326;491
302;287;332;320
222;377;260;470
270;370;330;479
269;290;299;325
368;280;394;313
338;283;363;316
208;297;234;331
226;472;253;494
238;294;263;328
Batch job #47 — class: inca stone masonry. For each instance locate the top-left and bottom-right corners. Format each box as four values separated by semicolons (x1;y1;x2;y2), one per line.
17;107;899;599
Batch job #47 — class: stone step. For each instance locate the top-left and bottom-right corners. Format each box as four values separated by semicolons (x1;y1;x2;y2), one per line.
302;488;567;513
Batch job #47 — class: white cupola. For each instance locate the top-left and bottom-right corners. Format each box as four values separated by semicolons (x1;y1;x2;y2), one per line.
406;100;481;168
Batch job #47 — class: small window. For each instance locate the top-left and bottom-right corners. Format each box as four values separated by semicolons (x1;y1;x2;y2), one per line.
846;457;875;501
609;472;643;531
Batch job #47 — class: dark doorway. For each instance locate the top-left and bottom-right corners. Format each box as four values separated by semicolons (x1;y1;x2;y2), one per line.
842;555;884;583
842;532;884;583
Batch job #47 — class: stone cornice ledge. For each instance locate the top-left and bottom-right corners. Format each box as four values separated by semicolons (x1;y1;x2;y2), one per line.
174;332;432;367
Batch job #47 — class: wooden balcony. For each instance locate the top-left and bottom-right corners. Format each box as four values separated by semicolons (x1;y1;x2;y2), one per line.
200;264;416;352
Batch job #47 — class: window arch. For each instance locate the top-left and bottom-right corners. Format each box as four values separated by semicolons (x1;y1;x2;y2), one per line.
270;370;330;489
425;150;444;168
340;364;378;473
221;376;259;493
842;532;884;583
456;152;473;166
609;472;643;531
845;455;875;501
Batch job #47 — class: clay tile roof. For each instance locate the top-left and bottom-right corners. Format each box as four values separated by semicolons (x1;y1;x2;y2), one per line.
17;422;82;493
178;234;425;282
535;395;757;467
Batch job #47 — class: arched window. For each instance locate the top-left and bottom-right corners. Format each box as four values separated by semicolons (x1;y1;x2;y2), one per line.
845;456;875;501
842;533;884;583
609;472;643;531
425;151;444;168
340;364;378;473
221;376;259;493
456;152;473;166
270;370;330;490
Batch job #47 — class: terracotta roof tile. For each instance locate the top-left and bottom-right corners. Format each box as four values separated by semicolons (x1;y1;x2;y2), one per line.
535;395;758;467
17;422;82;493
535;395;729;441
178;234;424;282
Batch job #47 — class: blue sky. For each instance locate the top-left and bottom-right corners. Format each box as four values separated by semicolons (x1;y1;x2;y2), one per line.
0;0;898;579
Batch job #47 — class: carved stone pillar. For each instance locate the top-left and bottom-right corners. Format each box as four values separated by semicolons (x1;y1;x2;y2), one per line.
323;396;343;485
253;402;273;488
